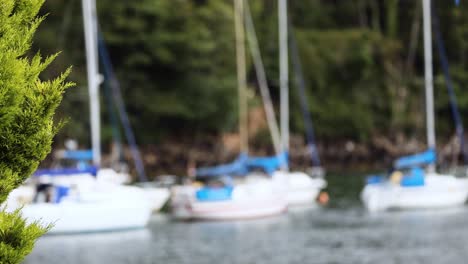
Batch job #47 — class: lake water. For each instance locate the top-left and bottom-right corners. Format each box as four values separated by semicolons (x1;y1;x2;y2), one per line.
24;174;468;264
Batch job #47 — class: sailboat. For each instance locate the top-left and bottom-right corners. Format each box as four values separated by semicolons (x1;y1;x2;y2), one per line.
273;0;326;207
27;0;170;214
170;0;287;221
361;0;468;212
4;0;155;233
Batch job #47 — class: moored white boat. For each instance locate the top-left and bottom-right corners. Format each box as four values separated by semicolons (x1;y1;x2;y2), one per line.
34;167;170;213
169;0;288;222
171;175;287;221
362;173;468;212
361;0;468;212
6;183;153;234
361;149;468;212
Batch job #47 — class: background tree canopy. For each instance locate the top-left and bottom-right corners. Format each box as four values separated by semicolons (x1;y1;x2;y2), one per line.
33;0;468;152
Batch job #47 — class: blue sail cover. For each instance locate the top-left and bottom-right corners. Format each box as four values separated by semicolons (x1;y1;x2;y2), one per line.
195;153;249;178
246;152;287;175
394;149;436;169
34;166;98;177
61;150;94;161
196;152;288;178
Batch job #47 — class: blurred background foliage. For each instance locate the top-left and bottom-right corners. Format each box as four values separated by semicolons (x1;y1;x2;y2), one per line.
33;0;468;149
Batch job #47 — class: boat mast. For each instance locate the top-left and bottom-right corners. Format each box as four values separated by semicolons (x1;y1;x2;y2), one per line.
279;0;289;170
422;0;435;171
244;1;283;157
82;0;101;166
234;0;248;155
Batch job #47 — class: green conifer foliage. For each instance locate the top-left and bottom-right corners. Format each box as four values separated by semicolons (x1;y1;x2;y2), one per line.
0;0;72;262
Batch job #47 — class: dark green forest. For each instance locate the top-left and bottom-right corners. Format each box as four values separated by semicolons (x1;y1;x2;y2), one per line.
33;0;468;171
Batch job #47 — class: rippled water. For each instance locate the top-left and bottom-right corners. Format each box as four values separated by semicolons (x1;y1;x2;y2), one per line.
24;174;468;264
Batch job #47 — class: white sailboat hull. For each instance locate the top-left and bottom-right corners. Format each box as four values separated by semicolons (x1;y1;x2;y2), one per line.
176;197;286;221
142;187;170;212
287;187;321;206
287;173;326;206
361;174;468;212
22;200;151;234
171;177;287;220
34;169;170;213
273;171;327;207
7;185;153;234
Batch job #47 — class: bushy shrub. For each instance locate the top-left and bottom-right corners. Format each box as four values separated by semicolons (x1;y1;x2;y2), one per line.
0;0;72;262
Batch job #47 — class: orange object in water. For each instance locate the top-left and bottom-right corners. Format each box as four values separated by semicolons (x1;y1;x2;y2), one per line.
317;191;329;205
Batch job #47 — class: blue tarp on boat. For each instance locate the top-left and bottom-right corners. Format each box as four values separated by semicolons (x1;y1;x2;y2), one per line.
394;149;436;169
246;152;288;175
196;186;233;202
195;152;288;178
195;153;249;177
61;150;94;161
